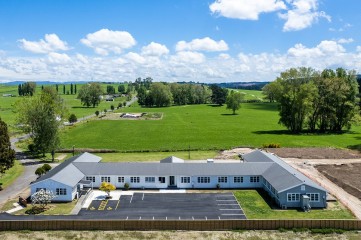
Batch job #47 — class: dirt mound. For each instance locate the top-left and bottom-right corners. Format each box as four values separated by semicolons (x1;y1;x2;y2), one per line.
267;147;361;159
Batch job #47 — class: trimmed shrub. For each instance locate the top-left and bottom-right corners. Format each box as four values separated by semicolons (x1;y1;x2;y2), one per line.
124;182;130;190
42;164;52;172
262;143;281;148
68;114;77;123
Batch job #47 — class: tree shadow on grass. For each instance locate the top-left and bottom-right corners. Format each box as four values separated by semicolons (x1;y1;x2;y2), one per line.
221;113;238;116
253;129;353;136
71;106;95;109
207;104;223;107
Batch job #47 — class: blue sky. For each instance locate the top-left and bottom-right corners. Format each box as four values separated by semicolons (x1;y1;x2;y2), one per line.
0;0;360;83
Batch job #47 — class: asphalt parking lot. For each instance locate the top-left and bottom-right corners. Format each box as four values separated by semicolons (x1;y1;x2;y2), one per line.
79;193;246;220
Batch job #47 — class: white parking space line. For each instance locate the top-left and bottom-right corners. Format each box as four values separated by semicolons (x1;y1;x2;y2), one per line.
216;200;237;201
219;209;242;211
221;214;245;216
142;193;144;201
217;204;239;205
130;195;133;203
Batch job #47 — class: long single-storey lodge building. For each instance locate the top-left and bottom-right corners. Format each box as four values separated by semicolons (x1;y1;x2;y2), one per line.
30;150;327;209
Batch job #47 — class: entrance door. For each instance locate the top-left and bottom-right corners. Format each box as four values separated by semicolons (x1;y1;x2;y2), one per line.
169;176;175;186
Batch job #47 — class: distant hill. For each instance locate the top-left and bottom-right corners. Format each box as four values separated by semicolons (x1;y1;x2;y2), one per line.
213;82;269;90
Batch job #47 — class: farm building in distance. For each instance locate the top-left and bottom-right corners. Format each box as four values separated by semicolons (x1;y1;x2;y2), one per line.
30;150;327;209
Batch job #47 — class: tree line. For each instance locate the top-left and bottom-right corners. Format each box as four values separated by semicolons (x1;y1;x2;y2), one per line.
262;67;359;133
137;82;212;107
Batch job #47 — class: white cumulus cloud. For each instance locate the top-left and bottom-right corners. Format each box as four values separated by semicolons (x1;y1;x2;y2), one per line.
279;0;331;31
176;37;228;52
338;38;354;44
81;29;136;55
210;0;286;20
18;34;69;54
125;52;145;64
47;52;72;65
141;42;169;56
171;51;205;64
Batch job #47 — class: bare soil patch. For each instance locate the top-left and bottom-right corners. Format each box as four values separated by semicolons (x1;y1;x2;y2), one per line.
99;112;163;120
266;147;361;159
316;163;361;200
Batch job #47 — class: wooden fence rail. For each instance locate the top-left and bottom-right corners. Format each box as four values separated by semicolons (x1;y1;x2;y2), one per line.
0;219;360;231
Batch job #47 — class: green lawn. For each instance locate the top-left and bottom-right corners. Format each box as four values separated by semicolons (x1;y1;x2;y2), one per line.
97;150;218;162
13;200;78;215
60;103;361;152
0;161;24;189
234;190;355;219
233;89;264;101
0;83;129;132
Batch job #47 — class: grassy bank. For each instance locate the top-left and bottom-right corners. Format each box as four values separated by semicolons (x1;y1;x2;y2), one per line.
0;161;24;189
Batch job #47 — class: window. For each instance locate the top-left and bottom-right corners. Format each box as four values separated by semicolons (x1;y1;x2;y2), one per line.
145;177;155;183
56;188;67;195
306;193;320;202
287;193;300;202
197;177;210;183
101;176;110;183
130;177;140;183
218;176;228;183
86;176;95;182
118;177;124;183
36;188;46;192
301;185;305;191
250;176;260;183
181;177;190;183
159;177;166;183
234;176;243;183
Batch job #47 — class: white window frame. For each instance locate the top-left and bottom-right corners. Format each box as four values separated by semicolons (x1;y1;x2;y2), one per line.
159;177;166;183
287;193;300;202
197;177;210;183
301;185;306;191
233;176;243;183
181;177;190;183
306;193;320;202
56;188;67;195
130;177;140;183
86;176;95;183
101;176;111;183
118;176;124;183
250;176;260;183
218;176;228;183
145;177;155;183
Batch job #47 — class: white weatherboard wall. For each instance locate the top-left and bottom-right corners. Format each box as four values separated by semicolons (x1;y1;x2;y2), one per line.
30;179;73;202
84;175;263;189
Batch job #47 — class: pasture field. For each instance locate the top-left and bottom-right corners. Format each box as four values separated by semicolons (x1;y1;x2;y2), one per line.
0;83;127;129
61;103;361;152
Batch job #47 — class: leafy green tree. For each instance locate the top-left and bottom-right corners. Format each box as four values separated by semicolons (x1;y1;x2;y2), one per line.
15;87;67;160
148;82;173;107
106;85;115;94
110;105;115;111
70;83;73;95
262;81;281;103
68;114;77;123
77;83;103;107
137;85;147;105
42;163;52;172
18;82;36;96
0;118;15;174
63;85;65;95
35;167;45;177
210;84;228;105
118;84;126;94
95;110;100;116
276;67;318;133
55;84;59;93
226;91;245;114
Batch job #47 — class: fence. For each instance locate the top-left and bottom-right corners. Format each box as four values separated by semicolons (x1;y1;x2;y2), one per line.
0;219;360;231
